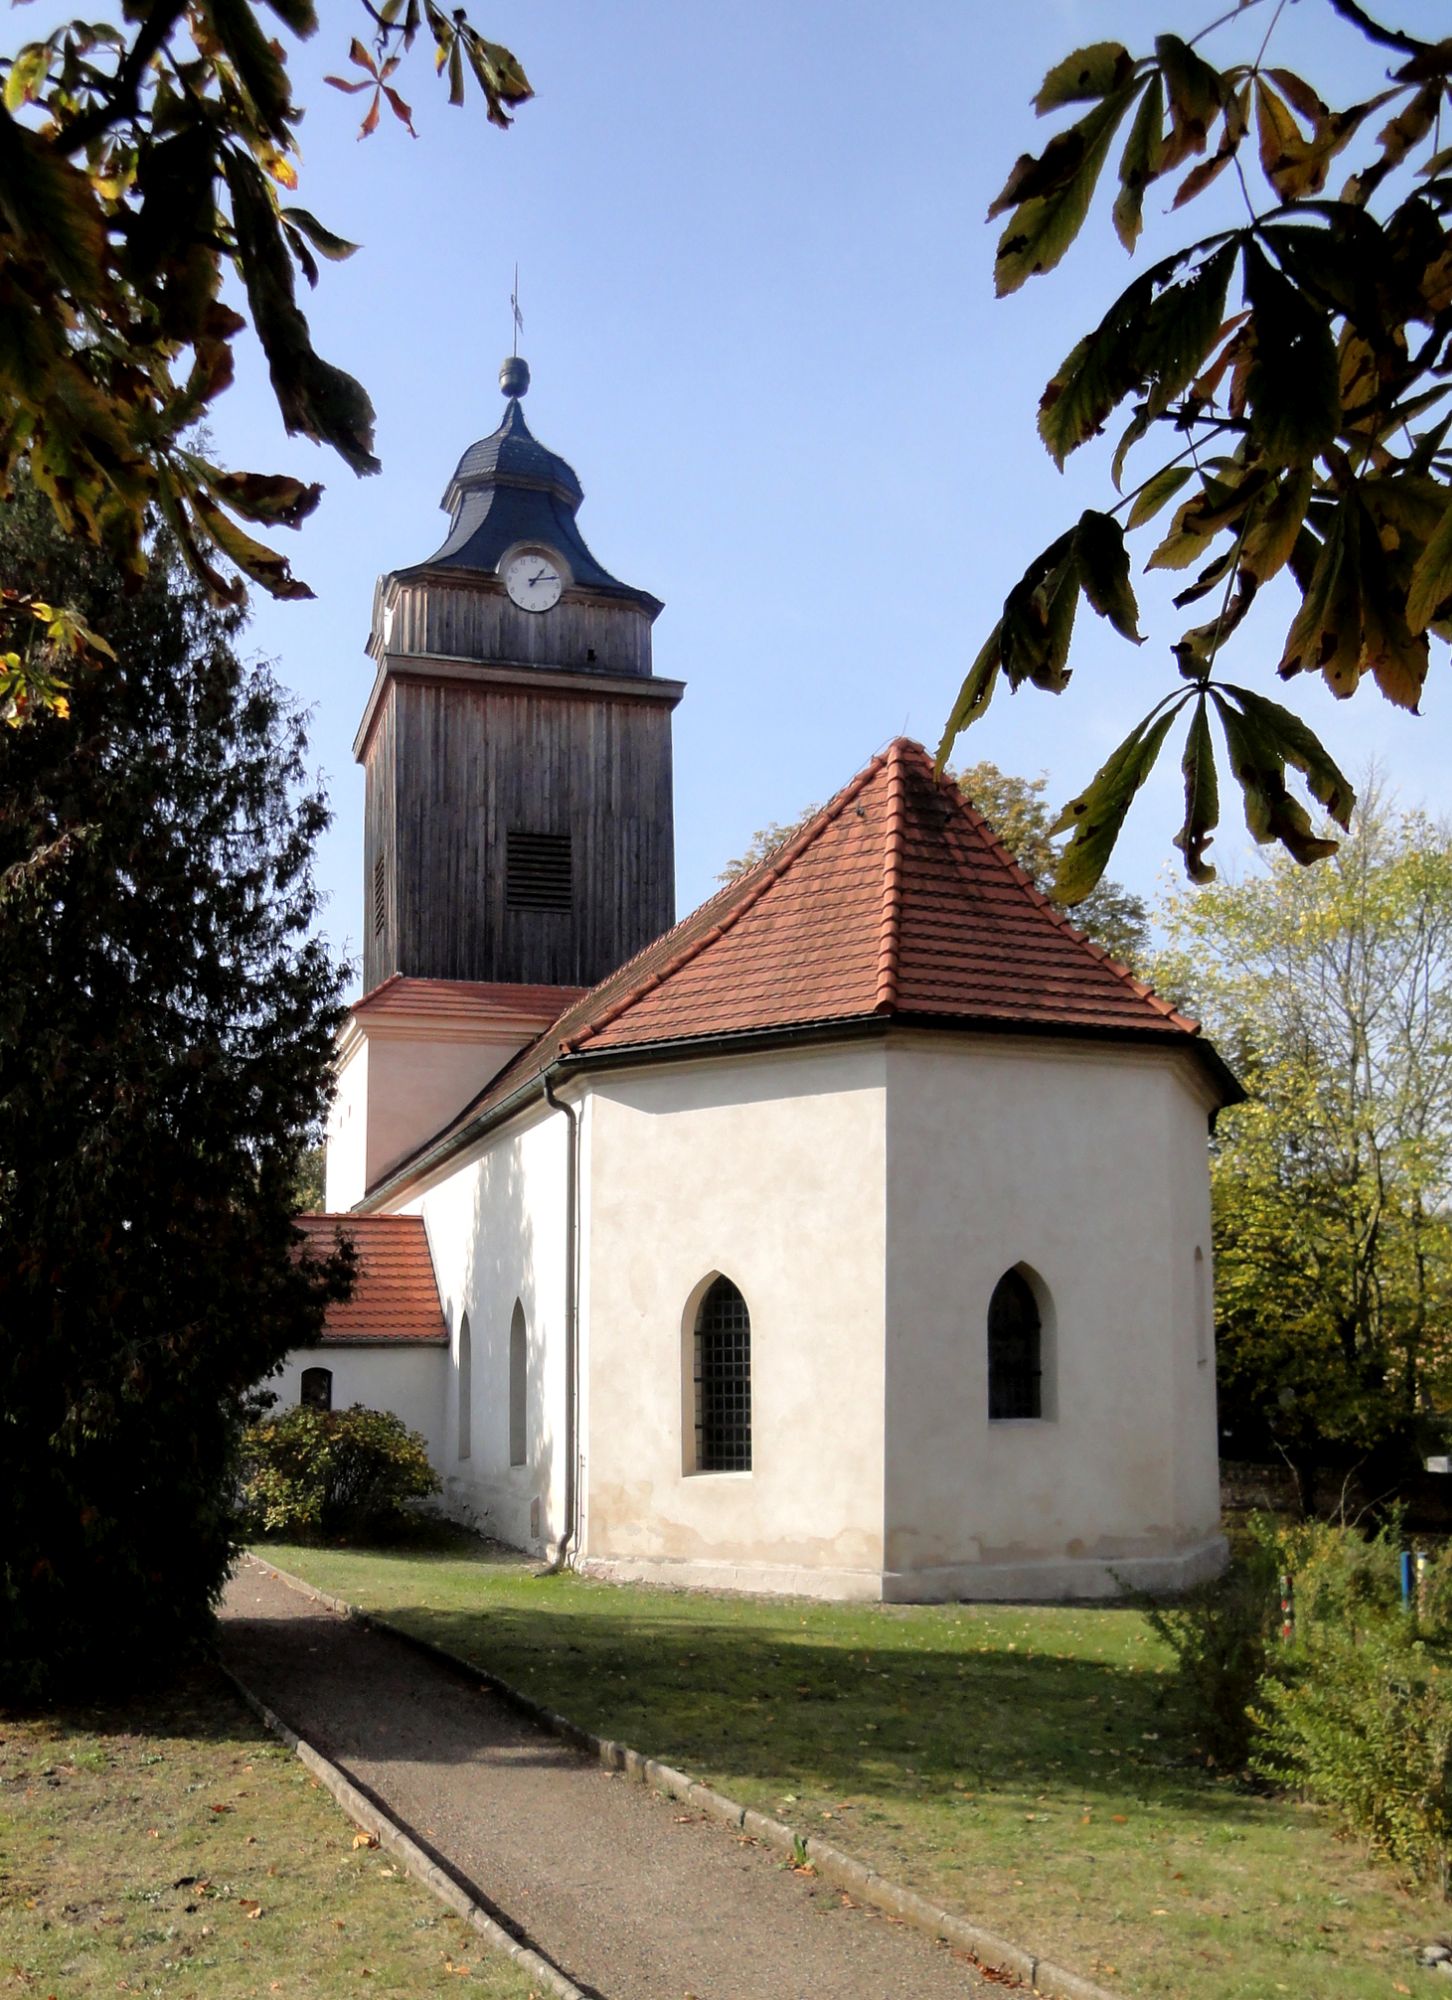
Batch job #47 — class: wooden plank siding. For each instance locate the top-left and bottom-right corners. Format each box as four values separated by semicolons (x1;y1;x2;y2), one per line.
363;669;678;991
385;575;654;678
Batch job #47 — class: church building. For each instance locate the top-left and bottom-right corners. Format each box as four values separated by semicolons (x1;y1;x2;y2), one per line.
281;357;1237;1602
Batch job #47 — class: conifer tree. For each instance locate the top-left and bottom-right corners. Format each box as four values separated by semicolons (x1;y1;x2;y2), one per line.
0;481;351;1698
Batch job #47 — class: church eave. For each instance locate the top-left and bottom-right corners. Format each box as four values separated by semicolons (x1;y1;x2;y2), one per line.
352;653;685;765
354;1010;1238;1215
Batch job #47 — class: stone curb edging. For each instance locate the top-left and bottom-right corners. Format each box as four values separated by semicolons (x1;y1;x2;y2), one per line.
242;1553;1116;2000
216;1656;588;2000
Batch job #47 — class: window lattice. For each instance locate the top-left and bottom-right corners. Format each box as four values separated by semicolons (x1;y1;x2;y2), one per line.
372;853;386;937
987;1269;1042;1420
506;830;572;913
300;1366;332;1413
694;1276;752;1472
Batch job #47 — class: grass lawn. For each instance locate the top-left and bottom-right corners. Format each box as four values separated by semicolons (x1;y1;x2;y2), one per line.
0;1661;541;1999
265;1529;1438;2000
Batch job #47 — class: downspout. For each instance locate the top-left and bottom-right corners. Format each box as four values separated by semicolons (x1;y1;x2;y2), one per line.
542;1070;580;1569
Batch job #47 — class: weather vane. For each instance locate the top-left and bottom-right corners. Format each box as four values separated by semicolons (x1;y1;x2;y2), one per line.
510;264;523;358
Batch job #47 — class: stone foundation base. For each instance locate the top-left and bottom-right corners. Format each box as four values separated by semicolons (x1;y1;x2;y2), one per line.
578;1535;1228;1604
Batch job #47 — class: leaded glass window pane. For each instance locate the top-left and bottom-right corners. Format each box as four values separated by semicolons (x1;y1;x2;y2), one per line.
694;1277;751;1472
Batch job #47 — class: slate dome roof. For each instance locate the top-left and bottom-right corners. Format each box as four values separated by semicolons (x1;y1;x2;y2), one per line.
394;357;659;611
445;398;583;509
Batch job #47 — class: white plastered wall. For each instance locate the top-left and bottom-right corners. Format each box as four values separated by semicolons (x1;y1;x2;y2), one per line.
577;1044;889;1600
326;1026;534;1211
881;1034;1225;1600
396;1106;570;1554
266;1346;448;1464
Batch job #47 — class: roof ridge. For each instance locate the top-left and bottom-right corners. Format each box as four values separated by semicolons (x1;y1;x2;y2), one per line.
353;970;406;1012
920;749;1201;1035
874;741;909;1014
561;752;892;1055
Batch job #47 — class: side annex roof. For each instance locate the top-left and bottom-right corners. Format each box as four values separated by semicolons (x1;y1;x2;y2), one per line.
294;1214;448;1344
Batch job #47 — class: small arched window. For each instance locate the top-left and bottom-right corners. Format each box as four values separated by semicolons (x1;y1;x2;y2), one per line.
300;1366;332;1412
988;1269;1042;1420
694;1276;752;1472
1194;1246;1211;1367
457;1311;472;1461
509;1299;528;1467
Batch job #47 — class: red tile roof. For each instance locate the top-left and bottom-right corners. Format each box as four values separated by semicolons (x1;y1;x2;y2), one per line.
554;738;1208;1045
294;1214;447;1343
353;974;585;1026
370;740;1235;1196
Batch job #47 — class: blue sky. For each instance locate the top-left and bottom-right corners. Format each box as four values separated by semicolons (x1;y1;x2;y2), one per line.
192;0;1449;990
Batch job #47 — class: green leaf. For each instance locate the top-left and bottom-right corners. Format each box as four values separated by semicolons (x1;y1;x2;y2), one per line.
935;622;1002;768
1034;41;1134;113
1073;510;1141;641
1111;408;1151;489
1241;241;1340;467
200;0;293;137
224;152;379;477
994;88;1138;296
280;208;359;261
1219;684;1354;828
1173;695;1219;883
195;464;322;528
1001;533;1078;689
0;104;108;302
1037;270;1156;468
1127;462;1193;530
1049;698;1185;903
1156;34;1223;162
1139;241;1238;419
193;489;315;600
1406;498;1452;634
1113;74;1164;250
1211;692;1340;865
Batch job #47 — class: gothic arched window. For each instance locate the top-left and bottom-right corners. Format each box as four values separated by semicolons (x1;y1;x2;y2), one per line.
509;1299;528;1467
457;1311;472;1461
693;1276;752;1472
987;1268;1042;1420
300;1366;332;1412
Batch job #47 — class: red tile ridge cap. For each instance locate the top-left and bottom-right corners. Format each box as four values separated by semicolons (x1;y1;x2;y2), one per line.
874;739;909;1014
352;971;406;1013
910;744;1203;1037
560;751;893;1056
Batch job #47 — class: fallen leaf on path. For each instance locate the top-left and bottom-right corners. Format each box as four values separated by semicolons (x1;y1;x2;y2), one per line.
351;1832;378;1850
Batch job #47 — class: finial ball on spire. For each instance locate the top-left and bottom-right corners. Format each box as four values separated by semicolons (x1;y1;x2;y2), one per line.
499;355;530;399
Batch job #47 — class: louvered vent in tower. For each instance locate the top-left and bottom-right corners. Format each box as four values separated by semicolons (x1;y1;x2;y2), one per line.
506;830;572;913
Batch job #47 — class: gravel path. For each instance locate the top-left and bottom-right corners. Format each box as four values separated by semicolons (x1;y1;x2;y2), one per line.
219;1562;998;2000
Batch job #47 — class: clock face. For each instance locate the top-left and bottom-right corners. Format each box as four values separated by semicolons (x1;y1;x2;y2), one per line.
504;550;564;613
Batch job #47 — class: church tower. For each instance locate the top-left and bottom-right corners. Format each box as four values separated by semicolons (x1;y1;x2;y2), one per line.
354;356;683;993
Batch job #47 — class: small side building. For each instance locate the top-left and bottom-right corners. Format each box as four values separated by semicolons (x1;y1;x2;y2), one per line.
276;1215;449;1465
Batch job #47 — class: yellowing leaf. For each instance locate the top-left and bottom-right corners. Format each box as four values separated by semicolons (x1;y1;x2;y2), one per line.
1034;42;1135;115
1407;499;1452;634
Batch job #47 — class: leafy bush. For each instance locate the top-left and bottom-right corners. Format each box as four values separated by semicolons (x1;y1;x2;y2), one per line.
241;1406;439;1539
1148;1515;1452;1889
1142;1525;1280;1767
1252;1625;1452;1892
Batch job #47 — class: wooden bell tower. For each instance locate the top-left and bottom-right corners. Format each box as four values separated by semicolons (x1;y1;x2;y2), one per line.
355;356;684;993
